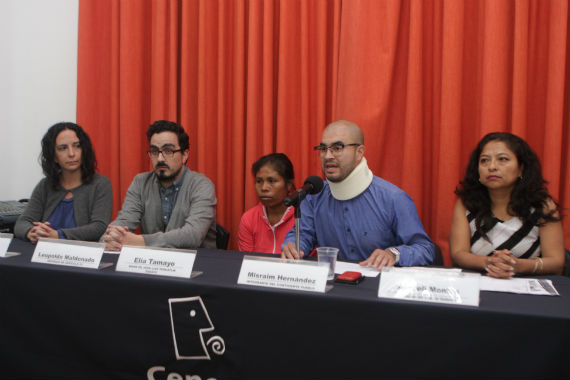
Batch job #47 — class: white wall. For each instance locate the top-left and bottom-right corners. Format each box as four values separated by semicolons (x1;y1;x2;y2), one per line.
0;0;78;200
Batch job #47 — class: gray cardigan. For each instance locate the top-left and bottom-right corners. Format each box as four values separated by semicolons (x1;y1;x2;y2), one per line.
110;167;217;249
14;173;113;241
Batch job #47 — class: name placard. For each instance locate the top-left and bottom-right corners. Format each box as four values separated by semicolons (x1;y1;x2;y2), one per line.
31;238;105;269
378;267;481;307
0;233;14;257
116;246;197;278
237;255;329;293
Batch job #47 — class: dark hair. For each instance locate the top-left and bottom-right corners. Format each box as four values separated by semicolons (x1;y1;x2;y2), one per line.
455;132;561;239
252;153;295;187
41;122;97;189
146;120;189;152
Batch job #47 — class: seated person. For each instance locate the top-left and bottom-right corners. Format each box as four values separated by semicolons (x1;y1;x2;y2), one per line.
14;122;112;242
102;120;216;251
238;153;296;254
450;132;564;278
281;120;434;269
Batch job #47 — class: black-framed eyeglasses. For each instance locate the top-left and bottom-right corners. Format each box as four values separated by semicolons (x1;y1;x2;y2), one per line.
313;142;361;155
147;148;183;158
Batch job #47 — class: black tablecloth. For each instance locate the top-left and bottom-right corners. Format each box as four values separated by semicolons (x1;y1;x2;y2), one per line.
0;239;569;379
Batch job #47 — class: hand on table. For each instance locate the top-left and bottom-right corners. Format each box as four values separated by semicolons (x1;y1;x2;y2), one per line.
27;222;58;243
102;225;129;251
485;249;517;279
359;248;396;270
281;242;304;260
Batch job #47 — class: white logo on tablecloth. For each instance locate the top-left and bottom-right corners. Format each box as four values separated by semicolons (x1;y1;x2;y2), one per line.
168;296;225;360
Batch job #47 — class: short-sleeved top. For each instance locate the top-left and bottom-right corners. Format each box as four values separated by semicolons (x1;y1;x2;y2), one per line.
468;211;540;258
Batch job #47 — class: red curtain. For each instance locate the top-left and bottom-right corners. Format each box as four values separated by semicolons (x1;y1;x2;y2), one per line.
77;0;570;263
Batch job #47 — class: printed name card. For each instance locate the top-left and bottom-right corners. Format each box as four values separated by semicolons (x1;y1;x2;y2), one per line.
0;233;14;257
31;238;105;269
378;267;481;307
237;255;329;293
116;246;197;278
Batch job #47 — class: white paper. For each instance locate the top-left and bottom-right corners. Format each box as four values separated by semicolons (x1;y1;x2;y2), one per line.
31;238;105;269
407;266;462;273
334;261;380;277
116;246;197;278
334;262;462;277
378;267;481;306
0;233;13;257
479;276;559;296
238;255;329;293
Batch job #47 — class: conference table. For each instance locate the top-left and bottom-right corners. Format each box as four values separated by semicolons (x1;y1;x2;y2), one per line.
0;239;568;379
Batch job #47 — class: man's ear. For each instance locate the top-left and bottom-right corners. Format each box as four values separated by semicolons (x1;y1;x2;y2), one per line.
357;144;365;160
183;149;190;165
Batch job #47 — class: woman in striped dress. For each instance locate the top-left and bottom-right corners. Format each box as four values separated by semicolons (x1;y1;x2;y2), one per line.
450;132;564;278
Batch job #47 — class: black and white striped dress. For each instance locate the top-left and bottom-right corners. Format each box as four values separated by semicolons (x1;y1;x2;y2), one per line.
468;211;541;258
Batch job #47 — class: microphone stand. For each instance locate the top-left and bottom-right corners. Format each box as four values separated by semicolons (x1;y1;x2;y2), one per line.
285;192;302;261
294;203;301;260
284;176;324;261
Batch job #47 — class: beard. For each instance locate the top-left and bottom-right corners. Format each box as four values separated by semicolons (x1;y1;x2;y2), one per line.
155;164;182;182
325;174;342;183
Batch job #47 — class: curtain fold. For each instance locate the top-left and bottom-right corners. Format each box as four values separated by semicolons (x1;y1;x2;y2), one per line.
77;0;570;259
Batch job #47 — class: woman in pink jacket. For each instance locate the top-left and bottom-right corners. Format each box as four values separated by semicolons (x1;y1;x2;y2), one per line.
238;153;296;254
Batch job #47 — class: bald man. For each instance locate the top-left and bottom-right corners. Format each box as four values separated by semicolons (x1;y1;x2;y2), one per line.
281;120;434;269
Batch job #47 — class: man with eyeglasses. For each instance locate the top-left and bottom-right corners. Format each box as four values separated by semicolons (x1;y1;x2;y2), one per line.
102;120;217;251
281;120;434;269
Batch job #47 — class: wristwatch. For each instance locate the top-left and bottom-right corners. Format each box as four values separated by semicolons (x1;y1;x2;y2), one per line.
387;247;401;264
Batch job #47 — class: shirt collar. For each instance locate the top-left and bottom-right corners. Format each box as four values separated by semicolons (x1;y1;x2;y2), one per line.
172;167;187;187
261;203;294;228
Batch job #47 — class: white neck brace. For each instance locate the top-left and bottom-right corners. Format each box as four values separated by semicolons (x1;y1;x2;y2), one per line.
328;157;373;200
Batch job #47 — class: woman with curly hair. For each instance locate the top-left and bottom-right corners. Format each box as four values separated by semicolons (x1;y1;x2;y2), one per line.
15;122;112;242
450;132;564;278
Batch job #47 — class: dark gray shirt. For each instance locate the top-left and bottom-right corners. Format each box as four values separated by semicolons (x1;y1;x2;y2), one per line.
158;170;185;229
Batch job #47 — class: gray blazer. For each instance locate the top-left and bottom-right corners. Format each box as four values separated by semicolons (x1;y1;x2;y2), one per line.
110;167;217;249
14;173;113;241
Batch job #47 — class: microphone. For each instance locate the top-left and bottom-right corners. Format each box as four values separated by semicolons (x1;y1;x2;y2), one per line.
284;176;324;206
